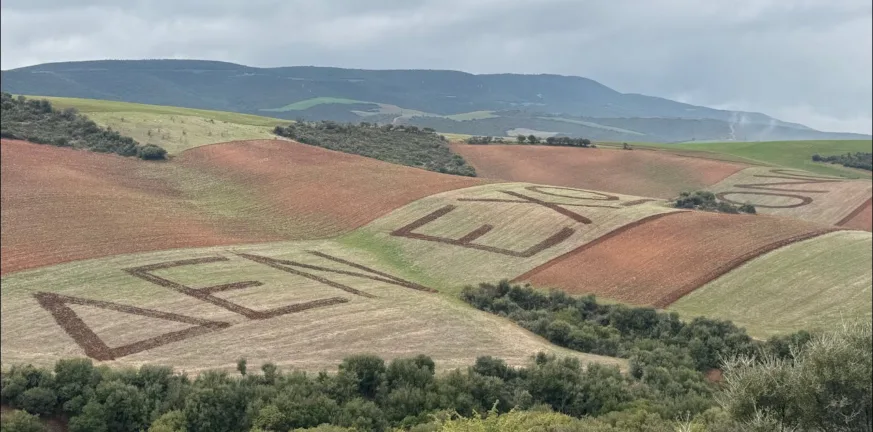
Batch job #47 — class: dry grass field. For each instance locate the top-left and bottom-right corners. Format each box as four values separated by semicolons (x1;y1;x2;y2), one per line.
451;144;747;199
515;211;835;307
0;239;623;373
706;167;872;226
669;230;873;338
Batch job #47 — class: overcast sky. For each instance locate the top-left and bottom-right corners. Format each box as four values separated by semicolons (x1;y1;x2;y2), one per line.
2;0;871;133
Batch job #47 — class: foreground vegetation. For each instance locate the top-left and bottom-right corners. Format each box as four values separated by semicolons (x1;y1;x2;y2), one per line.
813;151;872;171
3;319;868;432
672;191;756;214
0;93;166;159
274;121;476;176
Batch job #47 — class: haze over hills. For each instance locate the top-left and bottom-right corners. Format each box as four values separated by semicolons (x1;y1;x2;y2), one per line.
3;59;869;143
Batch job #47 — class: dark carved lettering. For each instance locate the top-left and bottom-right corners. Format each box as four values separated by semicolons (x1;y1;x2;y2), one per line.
33;292;231;361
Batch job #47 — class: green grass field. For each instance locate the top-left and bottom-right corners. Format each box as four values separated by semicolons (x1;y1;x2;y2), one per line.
669;230;873;338
447;111;499;121
22;96;289;154
625;140;872;178
261;97;369;112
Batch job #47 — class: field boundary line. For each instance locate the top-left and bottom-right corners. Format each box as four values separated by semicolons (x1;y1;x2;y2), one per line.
652;227;842;308
836;197;873;227
512;210;689;282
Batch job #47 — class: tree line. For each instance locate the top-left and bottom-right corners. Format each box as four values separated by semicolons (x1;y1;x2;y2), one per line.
273;121;476;177
812;152;872;171
465;135;594;147
0;93;167;160
2;282;868;431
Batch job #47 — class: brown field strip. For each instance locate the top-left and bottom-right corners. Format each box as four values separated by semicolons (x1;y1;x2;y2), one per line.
0;139;483;275
515;211;837;307
451;144;747;199
837;197;872;231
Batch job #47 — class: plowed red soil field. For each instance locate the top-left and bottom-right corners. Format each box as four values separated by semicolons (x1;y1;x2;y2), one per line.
178;140;485;236
1;139;483;274
838;198;872;231
515;211;837;307
451;144;747;199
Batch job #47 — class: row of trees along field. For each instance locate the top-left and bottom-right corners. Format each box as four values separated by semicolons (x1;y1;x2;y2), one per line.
0;93;167;160
273;121;477;177
812;152;873;171
465;135;595;147
3;282;869;431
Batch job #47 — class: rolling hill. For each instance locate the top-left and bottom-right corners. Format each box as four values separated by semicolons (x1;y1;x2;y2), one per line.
3;59;870;142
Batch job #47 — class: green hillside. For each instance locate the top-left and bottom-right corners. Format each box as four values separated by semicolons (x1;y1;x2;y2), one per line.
627;140;873;178
26;96;287;154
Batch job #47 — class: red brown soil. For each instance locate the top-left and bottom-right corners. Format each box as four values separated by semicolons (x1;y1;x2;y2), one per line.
451;144;747;199
837;197;872;231
516;211;837;307
178;139;483;235
1;139;482;275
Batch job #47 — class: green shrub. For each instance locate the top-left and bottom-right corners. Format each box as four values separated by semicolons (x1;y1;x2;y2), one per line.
137;144;168;160
273;121;476;176
0;93;166;160
0;410;47;432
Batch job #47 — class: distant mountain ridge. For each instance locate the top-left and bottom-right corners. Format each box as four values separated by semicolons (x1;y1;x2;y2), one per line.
2;59;869;142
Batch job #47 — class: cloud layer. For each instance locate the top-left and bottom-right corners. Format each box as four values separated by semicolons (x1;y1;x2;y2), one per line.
2;0;870;133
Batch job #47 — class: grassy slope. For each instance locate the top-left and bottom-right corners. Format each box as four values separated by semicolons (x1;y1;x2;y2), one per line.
25;95;288;154
625;140;872;178
669;230;873;338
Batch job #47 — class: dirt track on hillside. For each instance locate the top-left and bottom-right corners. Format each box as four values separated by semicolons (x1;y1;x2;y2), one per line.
1;139;483;274
515;211;836;307
451;144;747;199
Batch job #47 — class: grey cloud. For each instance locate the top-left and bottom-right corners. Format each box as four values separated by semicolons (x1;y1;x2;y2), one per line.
1;0;870;133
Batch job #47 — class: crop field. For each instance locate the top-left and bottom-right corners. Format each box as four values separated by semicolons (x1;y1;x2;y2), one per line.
629;140;873;178
669;230;873;338
24;96;288;154
515;211;835;307
706;167;873;226
451;144;747;198
0;139;482;274
0;239;623;372
350;183;680;293
838;198;872;231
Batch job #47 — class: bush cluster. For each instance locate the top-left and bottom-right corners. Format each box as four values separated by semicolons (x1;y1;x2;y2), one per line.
274;121;476;177
812;152;872;171
673;191;756;214
0;93;166;160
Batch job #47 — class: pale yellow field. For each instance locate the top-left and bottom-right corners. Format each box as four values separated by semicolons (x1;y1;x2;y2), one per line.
0;238;623;373
87;112;280;154
347;182;679;293
706;167;872;226
670;231;873;338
